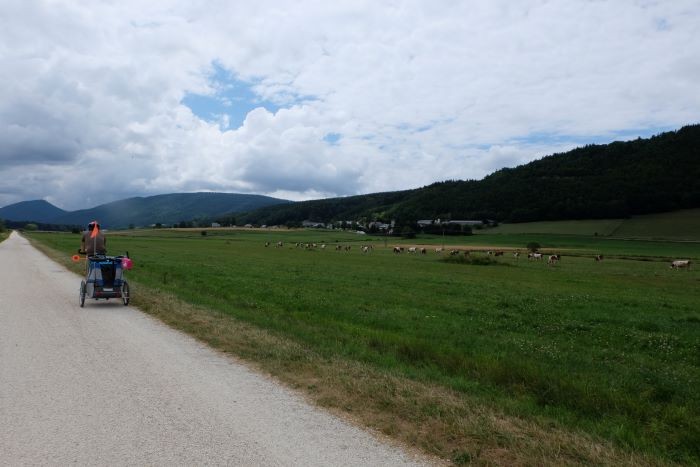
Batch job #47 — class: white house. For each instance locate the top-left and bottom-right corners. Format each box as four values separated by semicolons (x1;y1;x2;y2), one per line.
302;220;325;228
418;219;485;227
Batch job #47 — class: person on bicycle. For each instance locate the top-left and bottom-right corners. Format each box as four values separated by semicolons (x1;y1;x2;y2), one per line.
80;221;107;256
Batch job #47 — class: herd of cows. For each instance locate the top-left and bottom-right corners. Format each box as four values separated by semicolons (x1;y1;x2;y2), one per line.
394;247;567;265
263;241;693;269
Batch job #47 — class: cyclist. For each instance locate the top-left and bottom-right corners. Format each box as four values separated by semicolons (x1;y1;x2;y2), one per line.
80;221;107;256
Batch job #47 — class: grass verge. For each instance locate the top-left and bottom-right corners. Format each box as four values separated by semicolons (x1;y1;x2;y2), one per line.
27;235;667;466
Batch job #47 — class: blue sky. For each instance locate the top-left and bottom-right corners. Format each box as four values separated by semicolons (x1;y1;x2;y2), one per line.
181;64;281;130
507;125;679;148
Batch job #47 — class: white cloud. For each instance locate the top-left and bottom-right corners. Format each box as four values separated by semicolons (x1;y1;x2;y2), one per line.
0;0;699;210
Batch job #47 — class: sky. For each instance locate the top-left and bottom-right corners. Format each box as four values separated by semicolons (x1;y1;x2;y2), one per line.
1;1;699;210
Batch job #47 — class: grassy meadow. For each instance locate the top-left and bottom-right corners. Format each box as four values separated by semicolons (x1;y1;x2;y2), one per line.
610;209;700;240
479;219;624;236
483;208;700;241
26;227;700;465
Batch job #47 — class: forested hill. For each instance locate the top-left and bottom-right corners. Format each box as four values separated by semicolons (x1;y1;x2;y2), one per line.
237;124;700;225
0;200;67;223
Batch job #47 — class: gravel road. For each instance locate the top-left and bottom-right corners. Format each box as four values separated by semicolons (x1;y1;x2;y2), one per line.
0;232;432;466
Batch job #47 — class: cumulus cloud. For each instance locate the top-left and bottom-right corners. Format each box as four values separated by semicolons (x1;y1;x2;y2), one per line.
0;0;699;209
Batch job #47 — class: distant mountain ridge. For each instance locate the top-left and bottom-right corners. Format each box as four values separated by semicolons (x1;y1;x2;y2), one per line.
0;200;67;223
235;124;700;225
0;192;290;228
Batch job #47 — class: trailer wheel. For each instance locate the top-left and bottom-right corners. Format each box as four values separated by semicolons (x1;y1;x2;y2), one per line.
121;281;130;306
79;281;86;308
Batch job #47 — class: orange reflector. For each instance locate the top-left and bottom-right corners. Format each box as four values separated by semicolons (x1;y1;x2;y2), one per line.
71;255;81;262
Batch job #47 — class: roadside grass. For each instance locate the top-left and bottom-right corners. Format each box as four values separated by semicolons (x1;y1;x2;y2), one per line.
480;208;700;241
0;231;8;243
26;229;700;465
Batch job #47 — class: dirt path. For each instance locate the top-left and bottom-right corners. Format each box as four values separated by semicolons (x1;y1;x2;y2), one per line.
0;232;431;466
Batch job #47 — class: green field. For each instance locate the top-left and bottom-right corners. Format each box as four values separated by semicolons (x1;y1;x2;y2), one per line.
611;209;700;240
482;208;700;240
26;228;700;464
480;219;624;236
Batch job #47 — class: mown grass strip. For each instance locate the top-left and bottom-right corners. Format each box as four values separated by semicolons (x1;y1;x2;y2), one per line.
26;232;674;466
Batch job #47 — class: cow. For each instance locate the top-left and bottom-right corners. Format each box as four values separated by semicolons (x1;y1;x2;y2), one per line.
513;252;520;260
670;260;691;270
408;247;417;254
393;246;402;254
362;246;370;253
594;254;604;262
265;242;270;247
336;245;343;251
528;253;543;261
420;248;427;254
450;249;460;256
548;254;560;265
435;247;443;253
494;251;504;257
464;250;470;257
276;241;283;248
320;244;326;249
